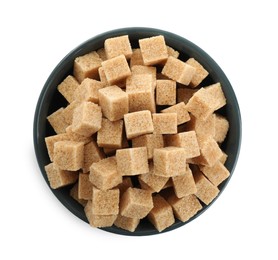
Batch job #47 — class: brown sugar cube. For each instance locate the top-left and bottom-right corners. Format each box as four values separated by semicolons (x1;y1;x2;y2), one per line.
177;88;198;104
104;35;132;59
200;161;230;186
116;177;133;195
167;46;179;58
84;200;117;227
70;183;87;207
88;213;117;228
98;67;108;86
186;83;226;120
89;157;122;190
102;135;128;155
45;134;69;162
219;151;228;164
148;194;175;232
97;118;123;149
47;108;69;134
114;214;140;232
126;74;156;113
165;131;200;159
183;114;215;138
138;162;169;193
74;78;104;103
124;110;154;139
193;170;219;205
78;173;92;200
87;215;117;227
162;56;196;85
153;147;187;177
44;162;78;189
53;140;84;171
96;48;107;61
101;54;131;85
82;140;105;173
214;114;229;143
139;35;168;65
189;137;223;167
92;187;120;215
45;130;91;163
153;113;177;134
132;133;164;159
161;102;190;125
71;102;102;137
53;141;83;171
156;80;176;105
98;85;128;121
130;48;144;67
62;100;81;125
167;194;202;222
73;51;102;83
186;58;209;87
158;46;180;66
116;147;149;176
102;131;129;156
131;65;157;89
120;187;153;219
57;75;79;103
45;131;91;162
172;165;197;198
186;88;215;120
204;83;226;110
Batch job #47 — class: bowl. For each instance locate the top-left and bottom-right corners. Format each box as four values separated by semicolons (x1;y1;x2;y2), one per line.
33;27;241;236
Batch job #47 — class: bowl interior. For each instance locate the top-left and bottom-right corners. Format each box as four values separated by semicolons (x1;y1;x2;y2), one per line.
34;27;241;236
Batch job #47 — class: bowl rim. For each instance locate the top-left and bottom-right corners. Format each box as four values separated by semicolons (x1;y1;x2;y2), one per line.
33;27;242;236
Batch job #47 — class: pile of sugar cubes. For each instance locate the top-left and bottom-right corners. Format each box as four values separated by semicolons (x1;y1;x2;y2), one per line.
44;35;230;232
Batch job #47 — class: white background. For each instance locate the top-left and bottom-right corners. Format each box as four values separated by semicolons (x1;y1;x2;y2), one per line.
1;0;277;259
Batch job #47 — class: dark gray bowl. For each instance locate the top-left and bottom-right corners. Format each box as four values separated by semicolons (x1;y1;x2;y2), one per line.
33;27;241;236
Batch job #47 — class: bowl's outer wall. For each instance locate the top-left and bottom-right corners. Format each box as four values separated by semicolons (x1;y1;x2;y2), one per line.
34;27;241;236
